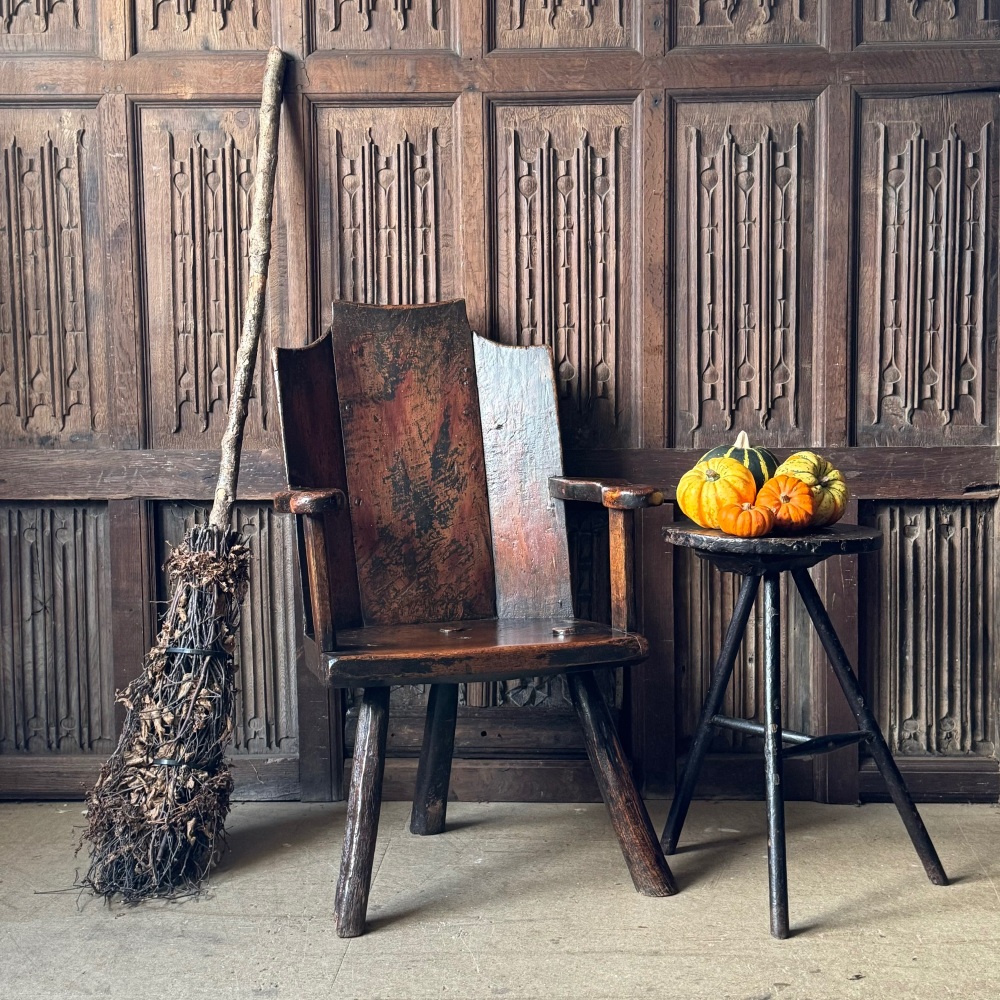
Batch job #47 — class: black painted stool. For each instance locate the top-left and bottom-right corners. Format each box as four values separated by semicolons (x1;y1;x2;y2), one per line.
660;522;947;939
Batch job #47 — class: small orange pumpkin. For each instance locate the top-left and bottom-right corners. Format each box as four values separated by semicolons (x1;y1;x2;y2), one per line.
717;501;776;538
676;457;758;529
757;474;815;532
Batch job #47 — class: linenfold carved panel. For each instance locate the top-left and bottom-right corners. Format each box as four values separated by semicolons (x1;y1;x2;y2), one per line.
157;503;300;755
674;102;814;448
493;0;632;49
862;0;1000;44
0;503;114;754
315;105;457;321
865;503;994;756
138;0;271;51
674;0;819;47
0;0;93;53
857;97;996;445
494;103;634;447
0;108;107;446
313;0;450;51
139;106;276;450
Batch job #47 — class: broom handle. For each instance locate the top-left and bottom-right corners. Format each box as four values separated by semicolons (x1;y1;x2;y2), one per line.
210;46;286;530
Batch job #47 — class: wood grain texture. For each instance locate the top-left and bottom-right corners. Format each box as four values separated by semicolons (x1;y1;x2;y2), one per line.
860;0;1000;44
312;0;452;51
136;0;272;52
0;0;95;53
409;682;458;834
672;0;819;48
492;0;634;50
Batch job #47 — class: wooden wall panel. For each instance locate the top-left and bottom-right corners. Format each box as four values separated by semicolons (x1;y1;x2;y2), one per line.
856;95;997;447
0;104;110;447
860;0;1000;45
311;0;452;51
314;104;458;321
672;0;819;47
136;0;272;52
157;502;300;756
138;104;278;451
673;100;814;449
0;503;114;754
491;0;634;49
493;101;636;448
862;502;995;756
0;0;95;53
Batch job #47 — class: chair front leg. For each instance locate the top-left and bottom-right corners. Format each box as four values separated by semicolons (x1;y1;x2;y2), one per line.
569;670;678;897
335;685;390;938
410;683;459;835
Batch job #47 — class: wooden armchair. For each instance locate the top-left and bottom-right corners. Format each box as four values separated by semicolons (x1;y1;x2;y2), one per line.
273;300;676;937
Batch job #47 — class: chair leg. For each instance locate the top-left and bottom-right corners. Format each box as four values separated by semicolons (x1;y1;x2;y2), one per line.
335;685;390;939
792;568;948;887
568;670;678;897
410;683;459;836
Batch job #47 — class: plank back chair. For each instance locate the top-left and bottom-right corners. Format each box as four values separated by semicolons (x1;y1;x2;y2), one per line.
273;300;676;937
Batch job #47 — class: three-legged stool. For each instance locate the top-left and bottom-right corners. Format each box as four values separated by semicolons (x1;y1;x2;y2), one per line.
660;523;947;939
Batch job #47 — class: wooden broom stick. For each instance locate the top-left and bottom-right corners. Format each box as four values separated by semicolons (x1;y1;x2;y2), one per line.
210;45;286;530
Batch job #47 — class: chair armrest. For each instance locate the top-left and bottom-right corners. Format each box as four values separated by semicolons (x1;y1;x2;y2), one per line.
274;488;348;516
549;476;664;510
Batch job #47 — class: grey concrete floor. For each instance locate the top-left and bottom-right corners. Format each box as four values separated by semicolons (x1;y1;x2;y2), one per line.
0;798;998;1000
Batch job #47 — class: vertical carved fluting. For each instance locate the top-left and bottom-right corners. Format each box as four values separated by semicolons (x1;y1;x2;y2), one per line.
0;504;114;754
869;122;989;432
694;0;793;24
0;128;93;435
865;0;999;41
498;0;630;49
167;125;268;434
512;0;622;29
157;503;300;755
678;0;815;45
150;0;262;31
329;0;437;31
871;503;994;756
686;123;801;437
140;0;269;50
317;0;445;50
1;0;78;32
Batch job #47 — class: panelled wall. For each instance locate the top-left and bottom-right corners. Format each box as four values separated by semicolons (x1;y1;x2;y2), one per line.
1;1;997;803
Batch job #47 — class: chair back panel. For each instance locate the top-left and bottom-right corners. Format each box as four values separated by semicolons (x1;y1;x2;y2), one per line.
330;301;496;626
474;336;573;619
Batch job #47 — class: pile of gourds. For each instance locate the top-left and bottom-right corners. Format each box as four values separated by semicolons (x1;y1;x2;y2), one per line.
676;432;848;538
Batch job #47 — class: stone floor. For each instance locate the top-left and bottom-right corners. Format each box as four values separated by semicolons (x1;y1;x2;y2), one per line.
1;798;998;999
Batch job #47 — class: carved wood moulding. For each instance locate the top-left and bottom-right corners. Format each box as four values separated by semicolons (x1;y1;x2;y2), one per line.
0;0;93;52
313;0;450;52
493;0;632;49
494;103;634;448
673;0;818;47
315;105;457;322
862;0;1000;44
857;96;996;446
139;106;276;450
0;503;114;754
866;502;994;756
158;502;300;755
674;102;814;448
0;108;107;446
138;0;271;52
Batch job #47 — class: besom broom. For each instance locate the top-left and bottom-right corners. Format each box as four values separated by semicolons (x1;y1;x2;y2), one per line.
80;47;287;901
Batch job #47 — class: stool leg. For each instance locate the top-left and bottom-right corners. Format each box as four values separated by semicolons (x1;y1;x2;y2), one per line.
762;572;790;939
661;572;760;854
792;568;948;887
410;683;458;835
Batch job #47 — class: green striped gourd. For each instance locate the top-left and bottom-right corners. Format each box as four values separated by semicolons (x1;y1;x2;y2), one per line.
699;431;778;491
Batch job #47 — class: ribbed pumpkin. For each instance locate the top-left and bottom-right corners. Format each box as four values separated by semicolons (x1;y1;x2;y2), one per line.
717;501;775;538
676;457;757;529
757;474;815;532
774;451;849;527
699;430;779;491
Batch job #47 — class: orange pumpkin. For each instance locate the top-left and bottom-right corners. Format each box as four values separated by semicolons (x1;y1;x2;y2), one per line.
757;474;815;532
717;501;776;538
676;457;757;529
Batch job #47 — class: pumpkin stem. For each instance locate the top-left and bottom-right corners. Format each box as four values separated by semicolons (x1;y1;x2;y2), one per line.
734;430;750;449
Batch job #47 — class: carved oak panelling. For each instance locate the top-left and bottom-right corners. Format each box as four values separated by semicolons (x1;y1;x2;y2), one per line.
494;103;634;447
315;105;458;322
0;107;108;446
865;503;994;756
0;503;114;754
157;502;300;755
492;0;633;50
857;97;997;446
313;0;451;51
137;0;271;52
0;0;94;53
861;0;1000;44
673;0;819;47
673;102;814;448
139;106;276;450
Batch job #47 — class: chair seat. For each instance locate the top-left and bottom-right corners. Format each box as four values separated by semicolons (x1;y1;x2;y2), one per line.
323;618;648;686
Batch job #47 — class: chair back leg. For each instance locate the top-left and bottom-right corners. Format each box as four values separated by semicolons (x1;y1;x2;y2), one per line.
410;683;459;835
